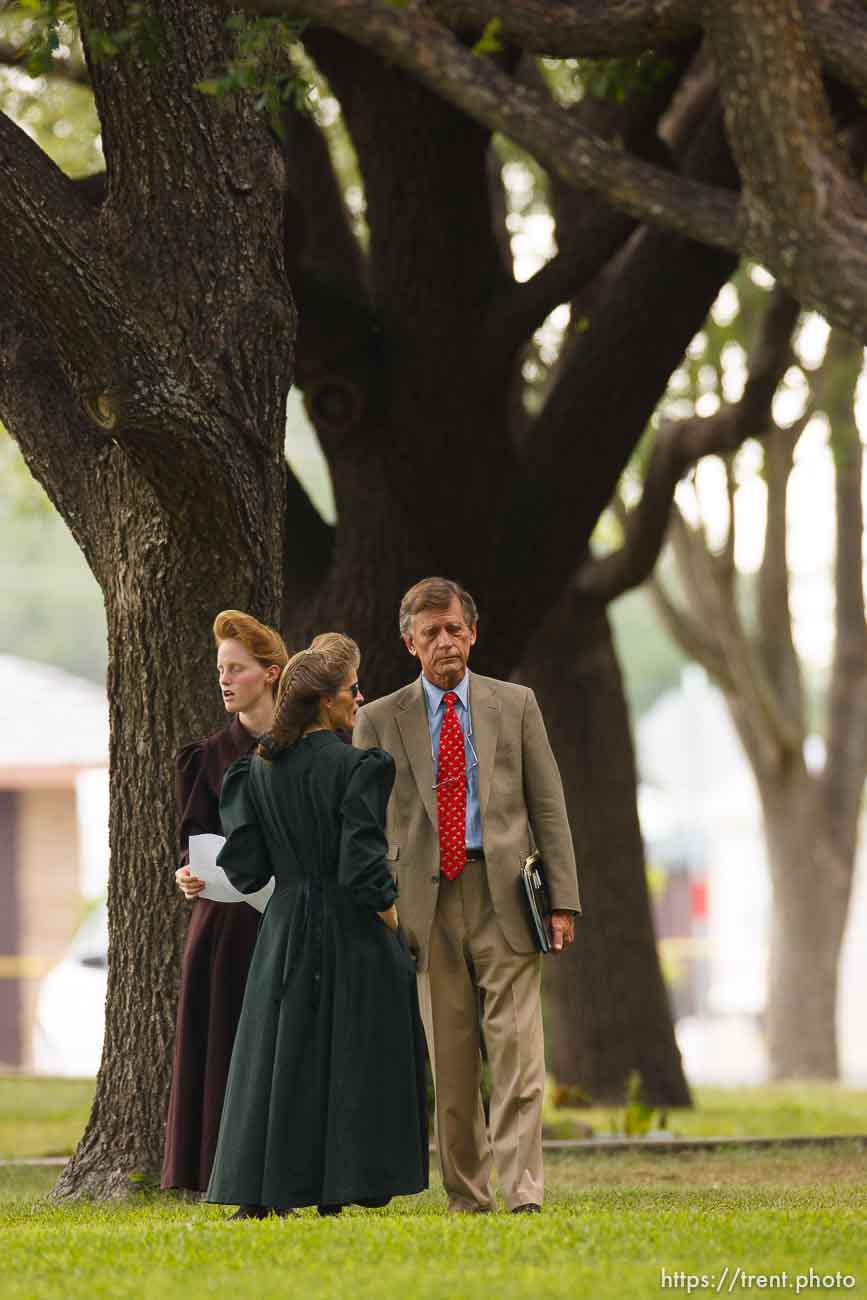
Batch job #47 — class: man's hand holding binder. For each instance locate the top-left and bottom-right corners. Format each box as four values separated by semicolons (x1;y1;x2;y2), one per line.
519;853;576;954
548;910;575;952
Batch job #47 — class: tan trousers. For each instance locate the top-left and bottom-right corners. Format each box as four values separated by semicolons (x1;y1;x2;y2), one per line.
416;858;545;1212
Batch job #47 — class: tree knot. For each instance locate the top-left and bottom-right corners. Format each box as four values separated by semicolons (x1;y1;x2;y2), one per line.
83;391;119;431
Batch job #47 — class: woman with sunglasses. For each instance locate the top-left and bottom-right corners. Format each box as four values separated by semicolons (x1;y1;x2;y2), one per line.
206;637;428;1218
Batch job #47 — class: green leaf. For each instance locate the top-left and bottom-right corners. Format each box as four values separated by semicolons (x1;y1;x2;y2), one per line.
472;17;503;56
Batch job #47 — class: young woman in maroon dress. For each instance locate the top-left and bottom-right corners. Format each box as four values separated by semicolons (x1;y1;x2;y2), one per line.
160;610;289;1193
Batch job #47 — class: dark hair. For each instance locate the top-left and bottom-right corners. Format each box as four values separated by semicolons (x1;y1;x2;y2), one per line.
257;648;350;758
398;577;479;638
213;609;289;698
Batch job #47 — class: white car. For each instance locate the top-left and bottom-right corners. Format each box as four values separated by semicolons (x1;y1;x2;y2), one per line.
32;904;107;1077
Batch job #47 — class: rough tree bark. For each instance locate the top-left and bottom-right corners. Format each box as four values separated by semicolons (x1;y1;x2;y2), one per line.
246;0;867;340
0;0;293;1194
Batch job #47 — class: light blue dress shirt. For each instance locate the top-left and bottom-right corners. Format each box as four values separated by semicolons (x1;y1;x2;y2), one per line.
421;670;482;851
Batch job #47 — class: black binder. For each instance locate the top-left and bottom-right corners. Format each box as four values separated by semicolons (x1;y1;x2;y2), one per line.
519;851;552;954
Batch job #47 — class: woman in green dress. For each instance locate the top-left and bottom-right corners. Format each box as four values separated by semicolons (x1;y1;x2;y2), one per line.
206;638;428;1218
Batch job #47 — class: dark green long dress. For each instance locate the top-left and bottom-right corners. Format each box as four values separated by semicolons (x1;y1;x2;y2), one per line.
205;730;428;1211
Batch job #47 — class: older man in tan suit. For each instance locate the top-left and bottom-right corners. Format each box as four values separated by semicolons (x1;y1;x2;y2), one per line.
354;576;580;1214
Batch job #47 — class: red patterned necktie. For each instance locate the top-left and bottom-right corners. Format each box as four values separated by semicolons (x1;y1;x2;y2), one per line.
437;691;467;881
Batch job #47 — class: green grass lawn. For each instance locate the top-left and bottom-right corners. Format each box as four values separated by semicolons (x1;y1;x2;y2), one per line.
2;1077;865;1160
0;1077;95;1159
1;1080;865;1300
1;1148;864;1300
547;1083;867;1140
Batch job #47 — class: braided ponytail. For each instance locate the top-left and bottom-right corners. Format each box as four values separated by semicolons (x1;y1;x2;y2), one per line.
257;648;349;758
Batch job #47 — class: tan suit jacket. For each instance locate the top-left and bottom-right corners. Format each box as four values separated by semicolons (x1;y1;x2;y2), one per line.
354;671;580;970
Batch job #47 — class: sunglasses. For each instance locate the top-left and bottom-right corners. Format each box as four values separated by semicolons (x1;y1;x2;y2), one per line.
343;682;361;699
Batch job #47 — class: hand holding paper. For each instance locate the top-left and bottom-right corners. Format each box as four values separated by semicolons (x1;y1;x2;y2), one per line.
188;833;275;914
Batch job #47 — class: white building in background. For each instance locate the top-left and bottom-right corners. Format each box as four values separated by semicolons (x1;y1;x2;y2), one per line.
637;666;867;1085
0;656;108;1070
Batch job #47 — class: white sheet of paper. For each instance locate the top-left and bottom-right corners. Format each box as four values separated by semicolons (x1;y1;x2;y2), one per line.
188;833;275;914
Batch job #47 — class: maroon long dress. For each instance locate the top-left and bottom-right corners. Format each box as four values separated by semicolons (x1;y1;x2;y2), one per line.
161;715;260;1192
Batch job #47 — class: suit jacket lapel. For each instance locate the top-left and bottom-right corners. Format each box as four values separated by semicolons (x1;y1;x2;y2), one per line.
470;673;500;820
395;678;438;830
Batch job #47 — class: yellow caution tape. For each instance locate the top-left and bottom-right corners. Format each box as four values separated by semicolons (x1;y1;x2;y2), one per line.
658;936;712;958
0;956;56;978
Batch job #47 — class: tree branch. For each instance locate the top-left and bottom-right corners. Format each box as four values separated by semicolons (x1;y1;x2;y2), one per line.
245;0;867;94
717;451;736;592
0;107;259;493
818;333;867;872
703;0;867;341
241;0;742;252
0;109;165;433
496;209;636;350
0;110;108;373
805;0;867;102
756;419;804;739
432;0;695;56
494;47;693;346
244;0;867;338
575;286;806;773
647;571;732;686
0;298;112;582
246;0;867;98
667;504;802;772
2;3;298;547
573;285;800;605
575;294;799;604
434;0;867;100
482;105;737;645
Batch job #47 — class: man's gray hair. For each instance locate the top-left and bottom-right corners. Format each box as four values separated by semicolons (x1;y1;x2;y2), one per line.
399;577;479;638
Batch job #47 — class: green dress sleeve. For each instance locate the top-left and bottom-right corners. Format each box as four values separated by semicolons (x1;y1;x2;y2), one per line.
338;748;399;912
216;755;273;894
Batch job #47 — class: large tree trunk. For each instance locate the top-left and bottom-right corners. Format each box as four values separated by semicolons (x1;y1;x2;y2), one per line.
0;365;288;1196
739;352;865;1081
760;774;856;1081
0;0;293;1196
52;473;284;1197
519;588;690;1105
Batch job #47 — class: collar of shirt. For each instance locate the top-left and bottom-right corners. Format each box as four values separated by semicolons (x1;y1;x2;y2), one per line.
421;669;470;723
